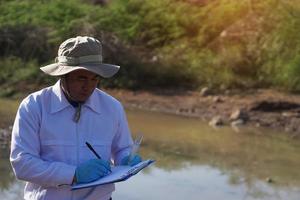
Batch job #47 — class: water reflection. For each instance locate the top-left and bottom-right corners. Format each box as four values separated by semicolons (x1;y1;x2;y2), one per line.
113;165;300;200
0;103;300;200
127;109;300;186
0;149;14;189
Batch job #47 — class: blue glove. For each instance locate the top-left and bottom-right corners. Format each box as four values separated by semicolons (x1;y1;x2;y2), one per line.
75;159;111;184
121;154;142;166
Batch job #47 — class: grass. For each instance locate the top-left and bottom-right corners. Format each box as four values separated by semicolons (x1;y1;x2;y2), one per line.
0;0;300;95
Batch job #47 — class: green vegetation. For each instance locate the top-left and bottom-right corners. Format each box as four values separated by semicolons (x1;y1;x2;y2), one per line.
0;0;300;97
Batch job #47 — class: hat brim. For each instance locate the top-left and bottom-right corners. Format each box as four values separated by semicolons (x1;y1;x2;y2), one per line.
40;63;120;78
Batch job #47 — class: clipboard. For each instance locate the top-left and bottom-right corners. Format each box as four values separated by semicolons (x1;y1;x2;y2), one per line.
71;159;155;190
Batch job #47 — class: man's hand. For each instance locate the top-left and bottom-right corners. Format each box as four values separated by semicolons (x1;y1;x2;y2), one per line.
74;159;111;184
121;154;142;166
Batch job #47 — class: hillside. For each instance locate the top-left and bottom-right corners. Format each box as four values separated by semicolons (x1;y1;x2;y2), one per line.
0;0;300;97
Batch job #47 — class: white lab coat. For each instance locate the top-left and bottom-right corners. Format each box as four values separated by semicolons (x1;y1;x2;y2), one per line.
10;80;133;200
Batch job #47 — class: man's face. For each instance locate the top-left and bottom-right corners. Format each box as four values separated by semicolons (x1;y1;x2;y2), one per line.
65;69;99;102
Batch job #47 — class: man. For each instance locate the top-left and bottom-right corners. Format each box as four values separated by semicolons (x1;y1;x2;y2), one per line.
10;36;142;200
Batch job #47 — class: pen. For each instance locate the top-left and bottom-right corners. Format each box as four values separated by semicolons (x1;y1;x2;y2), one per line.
85;142;101;159
128;134;143;164
86;142;112;172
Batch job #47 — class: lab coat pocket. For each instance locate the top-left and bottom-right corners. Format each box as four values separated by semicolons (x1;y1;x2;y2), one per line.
40;140;76;164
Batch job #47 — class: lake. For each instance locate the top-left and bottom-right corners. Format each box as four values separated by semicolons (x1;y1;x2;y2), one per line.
0;100;300;200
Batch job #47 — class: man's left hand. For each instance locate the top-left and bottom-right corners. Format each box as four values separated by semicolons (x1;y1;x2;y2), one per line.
121;154;142;166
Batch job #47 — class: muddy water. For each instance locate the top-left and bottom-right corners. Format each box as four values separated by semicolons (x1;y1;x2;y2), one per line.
0;100;300;200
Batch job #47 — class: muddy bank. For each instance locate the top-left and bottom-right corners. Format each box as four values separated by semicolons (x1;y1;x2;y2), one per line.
1;88;299;145
107;88;300;139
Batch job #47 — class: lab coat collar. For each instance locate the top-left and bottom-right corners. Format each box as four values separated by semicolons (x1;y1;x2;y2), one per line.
50;80;71;114
50;80;102;114
84;89;102;114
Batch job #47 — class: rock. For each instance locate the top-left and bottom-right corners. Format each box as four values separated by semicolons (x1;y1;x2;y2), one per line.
209;116;224;127
265;177;274;183
250;100;300;112
190;108;196;113
230;108;248;121
151;56;158;62
224;90;231;95
0;129;9;138
178;108;189;113
231;119;245;126
200;87;210;97
212;96;223;103
282;112;299;117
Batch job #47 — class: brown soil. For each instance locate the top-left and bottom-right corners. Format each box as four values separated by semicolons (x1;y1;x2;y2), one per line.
106;88;300;139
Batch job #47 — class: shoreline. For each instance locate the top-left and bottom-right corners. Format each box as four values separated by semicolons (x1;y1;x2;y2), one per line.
106;88;300;139
0;88;300;145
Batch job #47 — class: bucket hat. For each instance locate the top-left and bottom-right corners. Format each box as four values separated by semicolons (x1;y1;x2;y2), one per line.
40;36;120;78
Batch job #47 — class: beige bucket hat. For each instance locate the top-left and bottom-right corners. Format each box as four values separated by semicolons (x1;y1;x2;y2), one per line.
40;36;120;78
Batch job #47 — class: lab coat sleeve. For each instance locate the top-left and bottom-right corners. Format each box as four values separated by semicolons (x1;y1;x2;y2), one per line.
111;102;133;165
10;98;76;188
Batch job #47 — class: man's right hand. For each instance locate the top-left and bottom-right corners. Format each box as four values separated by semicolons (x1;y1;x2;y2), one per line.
74;159;111;184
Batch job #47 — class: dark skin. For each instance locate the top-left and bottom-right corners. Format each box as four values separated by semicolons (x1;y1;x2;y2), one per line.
63;69;99;102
